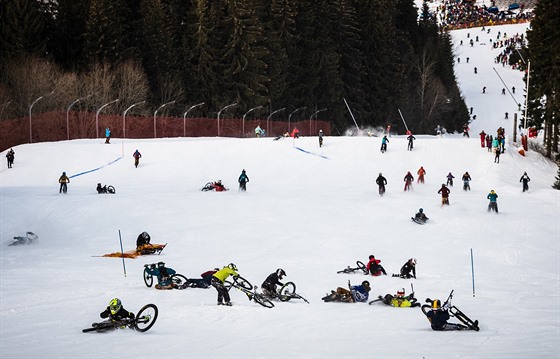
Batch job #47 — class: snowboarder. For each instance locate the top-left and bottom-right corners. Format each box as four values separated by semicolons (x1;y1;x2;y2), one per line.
318;129;324;147
380;135;389;153
413;208;429;224
446;172;455;187
378;288;420;307
520;172;530;192
438;184;450;206
417;166;426;183
6;148;14;168
238;169;249;191
404;171;414;191
366;255;387;276
105;127;111;144
261;268;286;298
376;173;387;196
487;190;498;213
144;262;178;290
322;280;370;303
479;130;486;147
133;149;142;168
407;133;416;151
426;299;472;331
58;172;70;194
211;263;239;306
462;172;472;190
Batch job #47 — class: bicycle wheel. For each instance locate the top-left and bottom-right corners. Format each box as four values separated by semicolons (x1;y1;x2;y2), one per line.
171;274;188;287
134;304;158;332
278;282;296;302
107;185;116;194
356;261;367;274
143;269;153;287
253;294;275;308
234;276;253;291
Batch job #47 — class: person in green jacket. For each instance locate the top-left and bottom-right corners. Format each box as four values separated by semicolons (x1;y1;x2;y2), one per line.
487;190;498;213
211;263;239;306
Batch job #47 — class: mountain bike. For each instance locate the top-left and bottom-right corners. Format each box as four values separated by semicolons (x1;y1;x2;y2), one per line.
337;261;368;275
225;276;274;308
421;291;479;331
83;304;158;333
276;281;310;303
143;264;188;289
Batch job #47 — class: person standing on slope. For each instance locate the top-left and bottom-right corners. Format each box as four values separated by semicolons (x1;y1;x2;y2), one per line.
238;169;249;191
58;172;70;194
462;172;472;191
380;135;389;153
211;263;239;306
133;149;142;168
446;172;455;187
520;172;530;192
376;173;387;196
479;130;486;147
407;133;416;151
487;190;498;213
318;129;324;147
438;184;450;206
403;171;414;191
417;166;426;184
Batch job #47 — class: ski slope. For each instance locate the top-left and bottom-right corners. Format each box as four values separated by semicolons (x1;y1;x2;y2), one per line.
1;23;559;359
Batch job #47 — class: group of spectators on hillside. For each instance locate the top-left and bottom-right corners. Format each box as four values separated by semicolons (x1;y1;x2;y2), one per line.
433;0;533;30
493;32;526;70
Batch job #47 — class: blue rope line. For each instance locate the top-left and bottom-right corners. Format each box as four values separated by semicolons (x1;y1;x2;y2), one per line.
69;156;123;178
294;147;329;160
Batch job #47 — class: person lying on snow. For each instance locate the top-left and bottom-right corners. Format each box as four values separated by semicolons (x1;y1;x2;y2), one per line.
144;262;178;289
213;180;227;191
378;288;420;307
322;280;371;303
183;268;219;288
95;298;135;328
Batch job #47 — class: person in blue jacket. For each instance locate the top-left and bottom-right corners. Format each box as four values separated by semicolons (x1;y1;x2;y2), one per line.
322;280;371;303
238;169;249;191
380;136;389;153
145;262;178;289
105;127;111;144
487;190;498;213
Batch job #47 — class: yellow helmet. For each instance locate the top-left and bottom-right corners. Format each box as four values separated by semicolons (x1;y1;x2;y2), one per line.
432;299;441;309
109;298;121;315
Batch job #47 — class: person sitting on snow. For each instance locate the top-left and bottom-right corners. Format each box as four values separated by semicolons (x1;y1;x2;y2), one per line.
379;288;420;307
213;180;226;191
322;280;371;303
366;255;387;276
414;208;429;223
144;262;178;290
399;258;417;279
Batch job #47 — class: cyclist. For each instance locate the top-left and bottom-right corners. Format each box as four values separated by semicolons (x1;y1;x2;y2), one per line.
96;298;135;328
136;231;155;254
261;269;286;298
322;280;371;303
426;299;471;331
145;262;178;290
211;263;239;306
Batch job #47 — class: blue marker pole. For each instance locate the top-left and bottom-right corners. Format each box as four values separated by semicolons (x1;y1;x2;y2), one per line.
119;230;127;277
470;248;475;297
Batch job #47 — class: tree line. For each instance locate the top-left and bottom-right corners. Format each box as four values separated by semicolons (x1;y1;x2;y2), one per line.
1;0;469;135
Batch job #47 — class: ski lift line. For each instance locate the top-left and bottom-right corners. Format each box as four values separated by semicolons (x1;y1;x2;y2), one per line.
343;98;360;132
492;67;521;107
68;156;123;178
398;109;409;132
294;147;329;159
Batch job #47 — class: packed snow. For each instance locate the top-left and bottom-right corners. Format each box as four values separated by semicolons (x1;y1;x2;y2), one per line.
1;22;559;359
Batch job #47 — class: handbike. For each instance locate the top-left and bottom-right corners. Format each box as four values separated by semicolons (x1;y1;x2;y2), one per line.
143;264;188;289
275;282;310;303
83;304;158;333
421;290;479;331
337;261;368;275
225;276;274;308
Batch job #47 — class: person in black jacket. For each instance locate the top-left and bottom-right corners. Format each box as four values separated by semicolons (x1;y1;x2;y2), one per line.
376;173;387;195
426;299;471;331
399;258;417;279
96;298;135;328
261;269;286;298
136;231;154;254
519;172;530;192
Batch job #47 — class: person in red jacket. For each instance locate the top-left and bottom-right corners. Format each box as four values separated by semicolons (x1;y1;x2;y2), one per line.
366;255;387;276
417;166;426;183
404;171;414;191
438;184;450;206
479;130;486;147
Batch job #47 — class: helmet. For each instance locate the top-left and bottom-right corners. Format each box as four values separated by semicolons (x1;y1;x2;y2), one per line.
369;255;375;260
379;173;383;176
142;232;149;239
410;258;417;266
276;268;286;279
362;281;371;292
62;172;66;175
419;208;423;213
157;261;165;268
490;190;495;194
228;263;238;271
109;298;121;315
432;299;441;309
442;183;446;187
217;180;222;184
396;288;405;297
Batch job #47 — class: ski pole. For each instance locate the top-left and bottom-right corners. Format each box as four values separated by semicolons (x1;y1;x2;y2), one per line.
119;230;127;277
471;248;475;297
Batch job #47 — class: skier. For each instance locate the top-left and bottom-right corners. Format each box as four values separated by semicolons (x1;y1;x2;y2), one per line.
407;133;416;151
105;127;111;144
58;172;70;194
322;280;370;303
261;268;286;298
144;262;178;290
479;130;486;147
462;172;472;191
438;184;450;206
520;172;530;192
376;173;387;196
211;263;239;306
487;190;499;213
238;169;249;191
133;149;142;168
366;255;387;276
379;288;420;307
380;135;389;153
399;258;417;279
98;298;135;327
446;172;455;187
426;299;472;331
318;129;324;147
417;166;426;184
413;208;429;224
6;148;14;168
403;171;414;191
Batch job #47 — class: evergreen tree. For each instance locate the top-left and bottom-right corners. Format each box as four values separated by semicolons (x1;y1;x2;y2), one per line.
553;163;560;190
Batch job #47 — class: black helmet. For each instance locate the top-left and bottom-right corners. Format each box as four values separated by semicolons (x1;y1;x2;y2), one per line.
361;281;371;292
157;261;165;268
276;268;286;279
142;231;149;239
419;208;423;213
